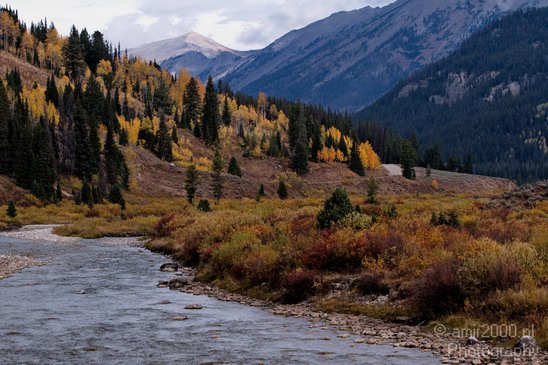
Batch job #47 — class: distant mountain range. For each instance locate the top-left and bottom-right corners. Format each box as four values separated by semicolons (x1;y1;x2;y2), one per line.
356;7;548;182
129;31;255;81
131;0;548;111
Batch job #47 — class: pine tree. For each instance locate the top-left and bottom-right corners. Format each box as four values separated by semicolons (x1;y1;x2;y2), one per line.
211;150;224;204
288;103;306;150
202;76;220;145
108;184;123;204
183;77;201;130
349;140;365;177
83;75;104;173
317;188;355;229
366;177;378;204
32;120;56;201
153;80;172;113
56;181;63;202
171;126;179;145
258;184;266;197
73;99;92;181
222;96;231;126
277;180;288;200
156;114;173;161
81;180;93;208
63;26;85;81
310;128;323;162
464;153;473;174
292;139;309;175
104;124;119;186
6;200;16;218
0;80;11;174
45;75;59;107
339;136;348;159
401;141;415;180
14;119;34;189
185;161;199;204
227;156;242;177
119;128;129;146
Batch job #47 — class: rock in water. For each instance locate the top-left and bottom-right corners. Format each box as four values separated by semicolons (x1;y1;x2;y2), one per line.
160;263;179;272
185;304;203;310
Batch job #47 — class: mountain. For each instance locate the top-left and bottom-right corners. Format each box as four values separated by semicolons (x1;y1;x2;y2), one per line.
355;8;548;182
222;0;547;111
129;31;254;80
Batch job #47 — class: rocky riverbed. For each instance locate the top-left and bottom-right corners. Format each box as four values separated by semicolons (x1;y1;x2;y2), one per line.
163;269;548;365
0;253;39;279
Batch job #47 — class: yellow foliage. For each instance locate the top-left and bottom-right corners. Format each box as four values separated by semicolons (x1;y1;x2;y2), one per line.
359;141;381;170
96;60;112;77
118;116;141;144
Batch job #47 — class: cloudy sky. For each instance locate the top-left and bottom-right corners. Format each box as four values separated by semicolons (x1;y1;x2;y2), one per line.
11;0;395;50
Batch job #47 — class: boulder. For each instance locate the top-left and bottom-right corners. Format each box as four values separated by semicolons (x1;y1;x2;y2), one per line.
466;336;479;345
160;263;179;272
168;276;191;289
514;336;539;352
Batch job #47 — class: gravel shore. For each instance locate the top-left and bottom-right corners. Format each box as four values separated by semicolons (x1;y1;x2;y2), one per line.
164;271;548;365
0;254;39;279
1;225;79;244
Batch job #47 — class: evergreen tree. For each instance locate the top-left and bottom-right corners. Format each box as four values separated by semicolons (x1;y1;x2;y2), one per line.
119;128;129;146
202;76;220;145
349;140;365;177
73;99;92;181
183;77;201;130
464;153;473;174
184;161;199;204
45;75;59;107
292;139;309;175
310;128;323;162
171;126;179;145
14;119;34;189
227;156;242;177
63;26;85;81
277;180;288;200
83;75;104;173
156;114;173;161
366;177;378;204
211;150;224;204
6;200;16;218
0;80;11;174
104;124;119;186
56;181;63;202
258;184;266;197
197;199;212;212
401;141;415;180
108;184;123;204
32;119;56;201
89;30;109;73
222;96;231;126
339;136;348;158
81;180;93;208
288;103;306;150
317;188;355;229
153;80;172;113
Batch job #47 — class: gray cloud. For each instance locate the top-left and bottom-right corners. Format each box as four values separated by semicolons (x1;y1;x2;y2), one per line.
103;0;396;50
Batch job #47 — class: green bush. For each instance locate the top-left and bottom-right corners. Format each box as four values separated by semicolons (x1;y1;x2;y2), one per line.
317;188;355;229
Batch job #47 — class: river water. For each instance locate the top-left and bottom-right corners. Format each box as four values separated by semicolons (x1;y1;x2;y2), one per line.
0;229;439;364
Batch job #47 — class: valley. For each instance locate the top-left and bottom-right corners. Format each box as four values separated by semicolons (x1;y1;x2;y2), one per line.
0;2;547;365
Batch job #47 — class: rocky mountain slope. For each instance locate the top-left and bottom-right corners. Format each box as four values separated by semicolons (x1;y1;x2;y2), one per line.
356;8;548;182
221;0;547;111
129;31;254;80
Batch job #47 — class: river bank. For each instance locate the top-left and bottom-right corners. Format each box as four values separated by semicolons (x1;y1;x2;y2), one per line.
162;268;548;365
0;225;439;364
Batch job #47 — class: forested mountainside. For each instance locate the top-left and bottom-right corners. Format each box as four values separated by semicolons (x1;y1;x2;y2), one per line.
0;5;405;205
356;8;548;183
222;0;547;112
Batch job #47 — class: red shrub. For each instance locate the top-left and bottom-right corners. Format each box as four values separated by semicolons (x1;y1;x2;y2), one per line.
154;214;177;237
280;269;317;304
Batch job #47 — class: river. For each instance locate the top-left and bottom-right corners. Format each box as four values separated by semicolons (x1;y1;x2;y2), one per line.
0;227;440;364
